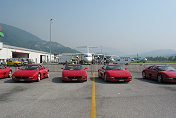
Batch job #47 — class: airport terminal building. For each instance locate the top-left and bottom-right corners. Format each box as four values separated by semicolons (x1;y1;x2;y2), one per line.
0;42;54;64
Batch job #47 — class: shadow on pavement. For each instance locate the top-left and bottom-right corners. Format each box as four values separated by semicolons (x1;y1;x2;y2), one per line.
52;77;63;83
4;79;33;83
135;78;176;85
90;77;129;84
52;77;85;83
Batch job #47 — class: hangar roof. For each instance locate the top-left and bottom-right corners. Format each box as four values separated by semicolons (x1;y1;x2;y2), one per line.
3;43;50;54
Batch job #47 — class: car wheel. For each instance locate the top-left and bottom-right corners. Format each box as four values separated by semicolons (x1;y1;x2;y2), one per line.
104;74;107;82
142;71;146;79
8;70;12;78
62;79;65;83
46;72;49;78
98;71;101;78
157;74;163;83
14;63;18;67
37;73;41;82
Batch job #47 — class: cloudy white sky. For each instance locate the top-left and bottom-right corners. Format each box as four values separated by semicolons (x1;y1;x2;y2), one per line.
1;0;176;55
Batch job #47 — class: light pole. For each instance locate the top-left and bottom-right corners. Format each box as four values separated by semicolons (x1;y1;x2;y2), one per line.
50;18;54;63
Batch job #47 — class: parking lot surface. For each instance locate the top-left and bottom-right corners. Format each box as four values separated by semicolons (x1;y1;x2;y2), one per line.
0;64;176;118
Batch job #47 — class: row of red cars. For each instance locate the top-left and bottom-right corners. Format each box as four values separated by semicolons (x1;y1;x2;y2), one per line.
0;64;176;83
63;64;176;83
0;64;49;82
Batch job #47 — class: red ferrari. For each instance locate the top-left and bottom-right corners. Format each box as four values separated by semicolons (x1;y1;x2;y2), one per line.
98;64;132;82
0;65;12;78
62;64;88;82
142;65;176;83
12;64;49;82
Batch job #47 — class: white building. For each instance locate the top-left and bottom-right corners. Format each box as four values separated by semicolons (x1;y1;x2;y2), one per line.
0;42;54;63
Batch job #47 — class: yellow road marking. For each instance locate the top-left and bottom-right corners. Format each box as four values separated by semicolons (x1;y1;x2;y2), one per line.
91;72;96;118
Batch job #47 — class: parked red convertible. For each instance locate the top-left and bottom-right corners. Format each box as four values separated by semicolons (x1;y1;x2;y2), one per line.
12;64;49;82
98;64;132;82
142;65;176;83
0;65;12;78
62;64;88;82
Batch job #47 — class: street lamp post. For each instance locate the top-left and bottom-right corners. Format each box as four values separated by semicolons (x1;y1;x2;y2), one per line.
50;18;54;63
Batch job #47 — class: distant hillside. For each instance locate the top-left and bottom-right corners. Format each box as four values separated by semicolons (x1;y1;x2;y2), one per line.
0;23;79;54
141;49;176;57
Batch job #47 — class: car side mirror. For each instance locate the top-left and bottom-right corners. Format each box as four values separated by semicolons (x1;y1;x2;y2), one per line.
85;68;88;70
18;67;21;69
125;68;128;70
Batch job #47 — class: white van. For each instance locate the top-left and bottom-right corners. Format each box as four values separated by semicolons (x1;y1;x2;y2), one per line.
114;57;131;65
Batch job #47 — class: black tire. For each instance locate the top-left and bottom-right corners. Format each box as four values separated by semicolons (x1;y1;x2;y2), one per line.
62;80;66;83
14;63;18;67
157;74;163;83
104;74;107;82
142;71;146;79
37;73;41;82
46;72;49;78
81;80;87;83
98;71;101;78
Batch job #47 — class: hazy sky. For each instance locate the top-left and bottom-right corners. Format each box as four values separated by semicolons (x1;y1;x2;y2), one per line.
1;0;176;55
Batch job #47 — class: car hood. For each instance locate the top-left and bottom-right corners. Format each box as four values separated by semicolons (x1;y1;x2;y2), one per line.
63;70;87;76
13;70;38;77
161;71;176;78
106;70;132;77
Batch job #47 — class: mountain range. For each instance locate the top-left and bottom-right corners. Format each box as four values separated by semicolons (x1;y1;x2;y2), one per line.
0;23;175;57
140;49;176;57
77;46;176;57
0;23;79;54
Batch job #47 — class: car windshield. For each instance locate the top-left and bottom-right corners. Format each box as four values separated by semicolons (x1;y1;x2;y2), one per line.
106;65;124;70
65;65;84;70
21;65;39;70
13;59;21;62
157;66;176;71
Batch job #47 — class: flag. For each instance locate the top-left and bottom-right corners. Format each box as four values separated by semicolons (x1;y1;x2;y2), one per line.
0;32;4;37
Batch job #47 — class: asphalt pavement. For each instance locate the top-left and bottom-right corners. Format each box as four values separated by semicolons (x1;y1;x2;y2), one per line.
0;64;176;118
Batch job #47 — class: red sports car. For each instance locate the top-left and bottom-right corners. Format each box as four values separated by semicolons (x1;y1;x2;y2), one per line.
62;64;88;82
12;64;49;82
142;65;176;83
98;64;132;82
0;65;12;78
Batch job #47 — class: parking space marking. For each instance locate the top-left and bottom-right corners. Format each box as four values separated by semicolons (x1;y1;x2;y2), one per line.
91;72;96;118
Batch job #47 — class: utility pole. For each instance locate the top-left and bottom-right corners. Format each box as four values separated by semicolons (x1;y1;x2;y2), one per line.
50;18;54;63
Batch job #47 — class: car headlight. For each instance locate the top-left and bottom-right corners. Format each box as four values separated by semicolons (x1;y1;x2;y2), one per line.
110;77;115;79
64;76;68;79
82;76;86;79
